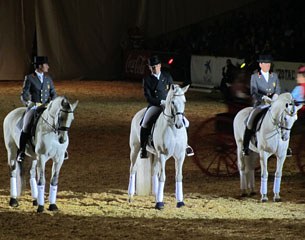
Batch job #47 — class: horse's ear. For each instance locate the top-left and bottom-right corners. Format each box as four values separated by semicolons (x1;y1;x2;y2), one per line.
61;98;70;108
182;85;190;93
296;104;303;112
71;100;79;111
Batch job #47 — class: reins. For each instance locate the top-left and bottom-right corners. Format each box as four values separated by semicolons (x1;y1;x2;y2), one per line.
41;108;74;134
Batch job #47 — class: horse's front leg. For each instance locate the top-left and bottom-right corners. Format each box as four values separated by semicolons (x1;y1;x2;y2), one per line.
155;154;166;210
174;154;185;208
36;155;48;213
260;152;269;202
29;159;38;206
273;155;286;202
48;158;64;211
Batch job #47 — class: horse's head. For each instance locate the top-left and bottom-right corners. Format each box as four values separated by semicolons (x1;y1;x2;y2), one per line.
47;96;79;143
165;84;189;129
271;93;302;141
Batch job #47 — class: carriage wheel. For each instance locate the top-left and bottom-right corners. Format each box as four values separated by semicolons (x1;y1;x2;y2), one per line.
191;117;238;176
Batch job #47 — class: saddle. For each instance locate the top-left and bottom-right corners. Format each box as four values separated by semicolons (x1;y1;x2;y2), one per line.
17;106;47;138
246;107;269;147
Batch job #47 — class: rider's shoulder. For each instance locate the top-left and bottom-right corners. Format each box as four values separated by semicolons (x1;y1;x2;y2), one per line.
24;73;35;80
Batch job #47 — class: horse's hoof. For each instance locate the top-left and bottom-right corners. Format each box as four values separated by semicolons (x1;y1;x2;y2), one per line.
155;202;164;210
37;205;44;213
249;191;257;197
9;198;19;207
240;193;248;198
273;198;282;202
33;200;38;206
261;198;268;203
48;204;59;211
176;201;185;208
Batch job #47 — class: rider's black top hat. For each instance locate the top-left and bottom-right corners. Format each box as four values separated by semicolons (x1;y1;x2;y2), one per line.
257;54;273;63
148;55;161;66
33;56;49;66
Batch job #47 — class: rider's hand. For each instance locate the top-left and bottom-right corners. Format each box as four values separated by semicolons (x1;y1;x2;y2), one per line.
27;101;34;108
262;95;272;104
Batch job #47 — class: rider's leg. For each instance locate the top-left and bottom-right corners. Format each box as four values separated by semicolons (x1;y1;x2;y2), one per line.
242;127;253;156
140;106;162;158
17;109;35;162
183;117;194;156
140;127;150;158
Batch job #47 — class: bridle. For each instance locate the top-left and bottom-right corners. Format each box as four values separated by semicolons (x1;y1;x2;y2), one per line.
41;107;74;134
268;101;296;140
162;93;185;126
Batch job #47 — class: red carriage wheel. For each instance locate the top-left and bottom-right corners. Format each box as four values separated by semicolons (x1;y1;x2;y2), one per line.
191;116;238;176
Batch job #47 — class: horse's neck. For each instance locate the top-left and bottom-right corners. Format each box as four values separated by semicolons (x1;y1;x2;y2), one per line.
261;106;281;134
269;106;282;124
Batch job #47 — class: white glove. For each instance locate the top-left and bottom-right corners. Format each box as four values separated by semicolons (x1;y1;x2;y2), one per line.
27;100;35;108
262;95;272;104
160;100;166;106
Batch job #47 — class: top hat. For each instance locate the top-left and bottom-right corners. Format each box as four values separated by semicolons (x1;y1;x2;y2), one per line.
33;56;48;66
257;54;273;63
148;55;161;66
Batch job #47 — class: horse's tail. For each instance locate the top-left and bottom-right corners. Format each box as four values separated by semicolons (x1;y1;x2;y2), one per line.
16;160;29;196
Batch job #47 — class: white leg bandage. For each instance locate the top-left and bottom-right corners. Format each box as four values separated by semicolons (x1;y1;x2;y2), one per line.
49;184;58;204
156;181;165;203
10;177;17;199
38;185;45;206
30;178;38;199
128;173;136;196
273;177;281;194
260;177;268;195
240;171;247;190
152;175;159;196
175;181;183;202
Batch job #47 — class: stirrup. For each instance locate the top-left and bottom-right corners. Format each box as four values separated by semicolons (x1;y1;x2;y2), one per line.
64;151;69;160
242;148;249;156
286;148;292;157
17;152;25;162
186;145;194;157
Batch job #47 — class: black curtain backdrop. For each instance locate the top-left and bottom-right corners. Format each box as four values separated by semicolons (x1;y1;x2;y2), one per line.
0;0;257;80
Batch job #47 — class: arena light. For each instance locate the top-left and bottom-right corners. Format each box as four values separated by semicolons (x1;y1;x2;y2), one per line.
240;62;246;69
168;58;174;65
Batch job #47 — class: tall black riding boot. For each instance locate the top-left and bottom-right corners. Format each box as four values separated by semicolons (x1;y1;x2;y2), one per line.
242;127;252;156
140;127;150;158
17;131;29;162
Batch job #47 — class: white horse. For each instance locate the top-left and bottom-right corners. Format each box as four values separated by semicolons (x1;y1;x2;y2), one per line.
3;96;78;212
233;93;301;202
128;84;189;209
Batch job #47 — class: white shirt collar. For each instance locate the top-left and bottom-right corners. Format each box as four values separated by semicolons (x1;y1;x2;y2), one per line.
261;70;269;82
35;70;44;83
153;72;161;80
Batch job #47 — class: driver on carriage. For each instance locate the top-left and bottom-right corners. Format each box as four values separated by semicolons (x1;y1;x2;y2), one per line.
140;55;194;158
17;56;57;162
242;54;282;156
